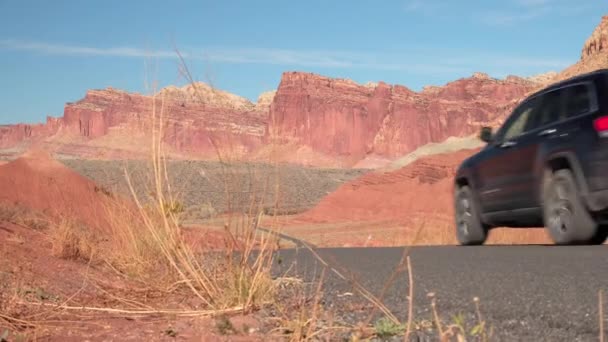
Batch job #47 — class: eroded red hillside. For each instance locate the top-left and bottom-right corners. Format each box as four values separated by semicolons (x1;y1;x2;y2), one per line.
297;148;479;224
0;85;268;159
267;72;536;167
284;148;551;246
0;74;536;166
549;16;608;83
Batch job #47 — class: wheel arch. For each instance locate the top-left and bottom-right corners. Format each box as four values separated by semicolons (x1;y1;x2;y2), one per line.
541;152;590;207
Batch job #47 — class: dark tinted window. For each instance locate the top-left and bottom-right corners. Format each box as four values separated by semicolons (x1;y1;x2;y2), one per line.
534;89;564;128
563;84;592;117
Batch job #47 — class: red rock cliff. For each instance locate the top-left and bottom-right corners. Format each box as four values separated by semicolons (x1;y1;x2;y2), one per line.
582;16;608;61
553;16;608;83
0;116;61;149
0;73;535;164
268;71;537;165
0;84;268;158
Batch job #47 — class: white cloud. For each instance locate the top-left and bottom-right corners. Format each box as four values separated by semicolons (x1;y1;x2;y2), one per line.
0;39;572;76
0;39;177;58
478;9;547;26
478;0;593;26
403;0;442;14
514;0;552;7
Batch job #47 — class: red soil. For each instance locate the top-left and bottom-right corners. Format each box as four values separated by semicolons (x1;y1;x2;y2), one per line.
286;148;552;246
0;149;119;232
0;151;269;340
297;149;479;224
0;221;266;341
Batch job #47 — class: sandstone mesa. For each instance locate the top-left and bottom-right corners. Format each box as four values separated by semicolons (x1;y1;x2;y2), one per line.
2;16;608;168
0;73;538;167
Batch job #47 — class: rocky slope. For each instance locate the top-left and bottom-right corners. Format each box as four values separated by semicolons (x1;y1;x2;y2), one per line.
0;72;534;166
551;15;608;83
297;148;479;224
268;71;536;167
0;85;268;159
0;73;535;166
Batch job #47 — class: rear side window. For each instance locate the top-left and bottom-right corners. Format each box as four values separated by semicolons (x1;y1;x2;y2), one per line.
535;89;564;128
563;84;592;118
526;82;595;131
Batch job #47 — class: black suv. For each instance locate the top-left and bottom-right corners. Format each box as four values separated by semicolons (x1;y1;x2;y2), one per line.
454;69;608;245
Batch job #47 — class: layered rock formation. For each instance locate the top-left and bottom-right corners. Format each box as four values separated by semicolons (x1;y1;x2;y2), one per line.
582;16;608;61
552;16;608;83
0;72;535;166
0;117;61;148
268;71;536;166
1;85;268;159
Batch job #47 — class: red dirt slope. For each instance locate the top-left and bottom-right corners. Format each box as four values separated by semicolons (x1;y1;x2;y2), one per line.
298;149;479;224
289;148;551;246
0;149;119;232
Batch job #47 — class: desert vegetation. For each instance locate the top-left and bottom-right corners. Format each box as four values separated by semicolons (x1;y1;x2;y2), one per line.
59;159;367;221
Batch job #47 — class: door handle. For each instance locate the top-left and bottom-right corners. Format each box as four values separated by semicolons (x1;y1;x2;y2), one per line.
538;128;557;136
500;141;516;148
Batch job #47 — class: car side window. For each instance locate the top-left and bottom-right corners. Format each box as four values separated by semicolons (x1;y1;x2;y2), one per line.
502;105;534;140
563;84;591;118
534;89;564;128
494;99;537;142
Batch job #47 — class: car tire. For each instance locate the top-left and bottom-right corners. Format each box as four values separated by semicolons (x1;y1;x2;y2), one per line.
454;185;488;246
542;169;601;245
590;225;608;245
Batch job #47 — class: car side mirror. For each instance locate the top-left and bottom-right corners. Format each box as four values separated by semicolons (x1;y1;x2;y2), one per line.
480;126;493;143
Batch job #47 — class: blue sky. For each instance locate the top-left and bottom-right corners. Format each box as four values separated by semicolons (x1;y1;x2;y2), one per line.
1;0;606;124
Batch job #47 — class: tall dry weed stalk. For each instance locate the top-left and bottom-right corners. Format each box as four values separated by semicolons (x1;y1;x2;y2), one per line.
94;52;282;311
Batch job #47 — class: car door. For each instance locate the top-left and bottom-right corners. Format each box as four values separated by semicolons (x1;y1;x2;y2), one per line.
517;89;566;208
475;97;540;213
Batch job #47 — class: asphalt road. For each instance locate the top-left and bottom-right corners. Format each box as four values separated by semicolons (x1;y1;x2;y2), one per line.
272;245;608;341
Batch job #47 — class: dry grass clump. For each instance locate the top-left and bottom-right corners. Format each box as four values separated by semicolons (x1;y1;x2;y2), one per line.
75;54;285;312
49;218;97;261
0;204;48;231
0;275;38;338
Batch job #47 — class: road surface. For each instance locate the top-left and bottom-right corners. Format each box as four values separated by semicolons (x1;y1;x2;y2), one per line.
272;245;608;341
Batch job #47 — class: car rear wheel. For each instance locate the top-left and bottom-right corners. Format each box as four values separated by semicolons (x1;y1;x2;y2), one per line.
542;169;605;245
454;185;488;245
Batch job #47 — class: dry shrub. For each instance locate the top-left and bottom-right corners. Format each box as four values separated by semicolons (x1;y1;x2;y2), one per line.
217;220;278;310
86;56;283;311
0;204;48;230
0;274;36;335
49;218;96;261
100;195;175;279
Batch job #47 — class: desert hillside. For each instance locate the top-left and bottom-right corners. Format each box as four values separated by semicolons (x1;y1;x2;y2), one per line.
0;72;539;168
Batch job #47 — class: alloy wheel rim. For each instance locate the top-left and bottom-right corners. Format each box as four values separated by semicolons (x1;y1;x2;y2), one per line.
457;195;472;236
548;182;573;235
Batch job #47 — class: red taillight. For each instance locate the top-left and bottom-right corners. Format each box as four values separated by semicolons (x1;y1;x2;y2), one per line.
594;116;608;137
